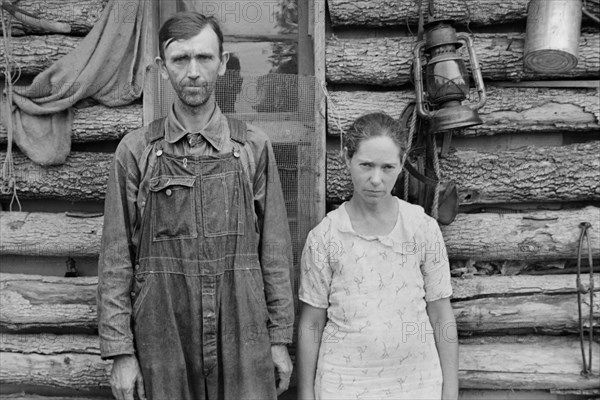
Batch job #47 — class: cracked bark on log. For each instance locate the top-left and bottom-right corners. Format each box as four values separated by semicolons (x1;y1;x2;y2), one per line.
326;142;600;204
326;33;600;86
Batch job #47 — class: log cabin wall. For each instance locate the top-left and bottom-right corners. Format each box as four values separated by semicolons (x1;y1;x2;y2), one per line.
323;0;600;398
0;0;599;399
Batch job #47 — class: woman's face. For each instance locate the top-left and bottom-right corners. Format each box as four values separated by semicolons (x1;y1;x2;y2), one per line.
345;135;402;206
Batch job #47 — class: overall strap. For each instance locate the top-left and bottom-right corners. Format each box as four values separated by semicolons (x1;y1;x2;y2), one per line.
145;117;167;144
226;115;247;144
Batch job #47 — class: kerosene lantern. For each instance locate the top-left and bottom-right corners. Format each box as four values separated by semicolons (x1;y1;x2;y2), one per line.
413;20;487;133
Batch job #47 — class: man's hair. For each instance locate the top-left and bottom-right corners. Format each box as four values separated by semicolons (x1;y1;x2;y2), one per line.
158;12;224;61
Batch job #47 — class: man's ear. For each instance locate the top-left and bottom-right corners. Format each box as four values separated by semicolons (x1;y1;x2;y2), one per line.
155;57;168;80
218;51;230;76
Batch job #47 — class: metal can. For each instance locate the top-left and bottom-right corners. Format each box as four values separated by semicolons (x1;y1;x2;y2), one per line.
524;0;582;73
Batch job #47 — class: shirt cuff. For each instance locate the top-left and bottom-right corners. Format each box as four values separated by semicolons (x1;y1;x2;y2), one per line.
100;339;135;360
268;325;293;345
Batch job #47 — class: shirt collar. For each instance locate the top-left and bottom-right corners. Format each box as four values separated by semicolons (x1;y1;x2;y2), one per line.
164;103;228;151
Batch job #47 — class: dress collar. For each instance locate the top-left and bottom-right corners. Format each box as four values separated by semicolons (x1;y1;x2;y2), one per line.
164;103;227;151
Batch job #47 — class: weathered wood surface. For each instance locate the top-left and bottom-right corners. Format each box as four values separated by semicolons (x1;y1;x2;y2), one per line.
4;139;600;203
0;103;142;144
327;86;600;136
0;35;80;76
2;207;599;261
326;33;600;86
0;335;110;391
1;0;106;35
454;292;600;335
326;141;600;204
0;333;597;391
328;0;600;27
441;207;600;261
0;396;108;400
0;395;108;400
0;274;98;333
458;336;600;390
0;213;103;258
0;151;111;201
451;274;600;300
2;273;598;334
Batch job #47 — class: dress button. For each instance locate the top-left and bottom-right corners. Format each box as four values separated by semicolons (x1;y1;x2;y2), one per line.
156;149;163;156
166;189;172;196
130;291;136;298
134;264;140;271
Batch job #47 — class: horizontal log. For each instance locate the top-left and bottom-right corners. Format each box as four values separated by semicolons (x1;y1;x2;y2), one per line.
326;141;600;204
4;139;600;203
0;335;110;391
0;396;107;400
1;0;105;36
458;335;600;390
2;273;598;335
328;0;600;27
0;333;597;391
0;104;143;144
327;86;600;136
0;152;111;201
2;207;599;261
0;35;80;76
0;274;98;333
441;207;600;261
451;274;600;300
326;33;600;86
454;292;600;335
0;213;103;258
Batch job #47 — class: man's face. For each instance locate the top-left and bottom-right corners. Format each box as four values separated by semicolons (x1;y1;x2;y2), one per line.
158;27;229;108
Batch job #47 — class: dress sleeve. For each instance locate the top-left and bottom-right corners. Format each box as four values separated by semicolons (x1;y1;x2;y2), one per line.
299;227;333;309
420;216;453;302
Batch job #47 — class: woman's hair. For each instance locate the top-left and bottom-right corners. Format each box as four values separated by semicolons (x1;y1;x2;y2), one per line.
342;112;407;159
159;12;224;61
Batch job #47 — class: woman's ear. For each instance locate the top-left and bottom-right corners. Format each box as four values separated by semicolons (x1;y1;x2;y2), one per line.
342;147;351;167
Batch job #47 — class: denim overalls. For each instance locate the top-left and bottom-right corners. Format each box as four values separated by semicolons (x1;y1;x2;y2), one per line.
131;117;276;399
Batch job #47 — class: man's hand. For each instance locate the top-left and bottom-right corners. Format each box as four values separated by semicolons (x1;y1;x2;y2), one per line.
271;344;293;396
110;354;146;400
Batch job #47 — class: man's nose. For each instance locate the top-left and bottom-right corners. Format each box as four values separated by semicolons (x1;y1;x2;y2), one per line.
187;60;201;80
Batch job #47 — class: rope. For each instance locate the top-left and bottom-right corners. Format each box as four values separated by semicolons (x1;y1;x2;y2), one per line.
319;81;346;157
402;105;417;201
1;7;21;211
576;222;595;376
430;133;441;220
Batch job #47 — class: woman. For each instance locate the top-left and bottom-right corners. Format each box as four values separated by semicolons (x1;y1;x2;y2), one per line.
297;112;458;400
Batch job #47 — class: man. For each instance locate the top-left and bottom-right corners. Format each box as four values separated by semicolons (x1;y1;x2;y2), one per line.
97;12;294;400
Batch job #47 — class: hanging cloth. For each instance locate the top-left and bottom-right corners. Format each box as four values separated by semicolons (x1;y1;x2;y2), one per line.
3;0;153;165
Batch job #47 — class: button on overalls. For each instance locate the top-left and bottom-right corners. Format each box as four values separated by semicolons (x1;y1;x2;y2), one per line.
131;117;276;400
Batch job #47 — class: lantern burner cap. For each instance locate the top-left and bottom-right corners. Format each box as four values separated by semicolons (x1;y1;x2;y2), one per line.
430;104;483;133
424;20;463;51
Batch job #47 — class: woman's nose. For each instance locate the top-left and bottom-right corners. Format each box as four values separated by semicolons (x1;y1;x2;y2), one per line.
369;168;383;185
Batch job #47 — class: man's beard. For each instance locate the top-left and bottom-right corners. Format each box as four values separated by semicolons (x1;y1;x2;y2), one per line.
173;81;216;107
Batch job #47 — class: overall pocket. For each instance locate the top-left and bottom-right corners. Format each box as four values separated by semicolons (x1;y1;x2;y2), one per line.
132;273;153;320
149;175;198;241
201;171;244;237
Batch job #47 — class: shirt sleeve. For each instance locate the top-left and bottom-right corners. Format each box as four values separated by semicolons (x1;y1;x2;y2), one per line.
97;141;139;359
252;134;295;345
420;216;453;302
299;228;333;309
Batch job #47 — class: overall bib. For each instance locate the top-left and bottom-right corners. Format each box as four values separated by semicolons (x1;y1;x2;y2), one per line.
131;118;276;400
